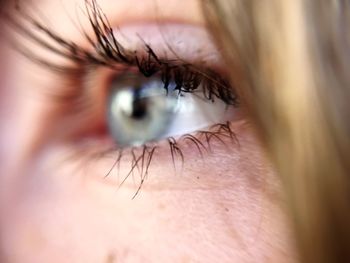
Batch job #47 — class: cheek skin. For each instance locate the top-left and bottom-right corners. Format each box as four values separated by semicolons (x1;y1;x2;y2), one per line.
0;119;297;263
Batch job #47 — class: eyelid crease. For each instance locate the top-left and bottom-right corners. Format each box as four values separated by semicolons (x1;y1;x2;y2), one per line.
109;24;222;65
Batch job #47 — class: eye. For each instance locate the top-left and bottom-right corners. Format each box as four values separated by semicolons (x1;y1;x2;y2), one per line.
107;73;236;148
4;2;243;192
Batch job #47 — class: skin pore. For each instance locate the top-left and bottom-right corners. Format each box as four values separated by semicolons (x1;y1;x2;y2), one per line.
0;0;296;262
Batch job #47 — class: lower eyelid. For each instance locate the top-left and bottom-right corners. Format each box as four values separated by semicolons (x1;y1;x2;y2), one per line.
49;120;246;195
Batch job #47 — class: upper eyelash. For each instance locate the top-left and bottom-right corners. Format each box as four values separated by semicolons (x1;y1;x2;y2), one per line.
3;0;239;106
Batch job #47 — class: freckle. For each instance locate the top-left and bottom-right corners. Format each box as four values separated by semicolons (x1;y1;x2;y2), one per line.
158;203;166;210
181;255;192;263
225;208;229;212
106;253;116;263
197;176;200;179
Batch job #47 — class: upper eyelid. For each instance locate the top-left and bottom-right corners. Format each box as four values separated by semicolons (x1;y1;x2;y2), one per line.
3;0;219;75
4;0;204;52
4;4;198;72
39;0;205;35
4;3;221;76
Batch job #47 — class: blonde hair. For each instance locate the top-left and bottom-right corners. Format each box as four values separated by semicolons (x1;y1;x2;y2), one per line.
203;1;350;263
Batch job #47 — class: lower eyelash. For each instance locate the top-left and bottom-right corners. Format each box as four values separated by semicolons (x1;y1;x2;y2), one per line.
64;122;239;198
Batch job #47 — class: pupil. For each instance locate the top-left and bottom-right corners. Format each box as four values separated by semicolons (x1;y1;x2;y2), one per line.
131;98;148;120
130;88;148;120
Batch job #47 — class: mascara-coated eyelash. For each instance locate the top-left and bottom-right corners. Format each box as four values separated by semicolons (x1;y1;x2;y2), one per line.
3;0;241;197
3;0;239;106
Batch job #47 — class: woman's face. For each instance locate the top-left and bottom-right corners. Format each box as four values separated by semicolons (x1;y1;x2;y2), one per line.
0;0;296;262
